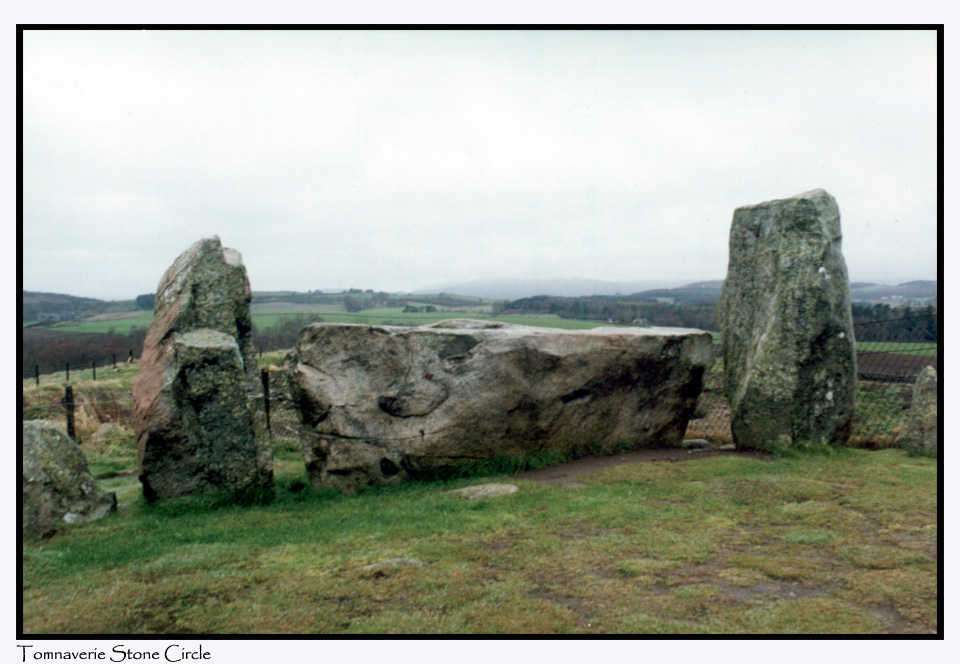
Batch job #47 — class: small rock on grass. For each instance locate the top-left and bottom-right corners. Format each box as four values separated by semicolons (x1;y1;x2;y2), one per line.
360;558;424;572
449;483;520;500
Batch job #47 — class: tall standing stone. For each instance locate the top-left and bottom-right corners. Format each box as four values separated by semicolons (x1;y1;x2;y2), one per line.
718;189;856;450
133;236;272;501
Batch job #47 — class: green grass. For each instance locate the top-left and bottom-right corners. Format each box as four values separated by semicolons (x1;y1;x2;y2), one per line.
20;322;939;635
250;302;348;315
46;308;617;336
855;341;938;357
50;312;154;335
22;439;938;634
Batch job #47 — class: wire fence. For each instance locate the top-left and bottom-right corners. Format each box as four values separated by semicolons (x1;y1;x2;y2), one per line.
23;316;938;448
684;317;939;447
21;367;296;444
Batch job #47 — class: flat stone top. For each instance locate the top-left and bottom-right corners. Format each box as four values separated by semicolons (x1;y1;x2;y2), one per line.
307;319;711;338
175;328;240;348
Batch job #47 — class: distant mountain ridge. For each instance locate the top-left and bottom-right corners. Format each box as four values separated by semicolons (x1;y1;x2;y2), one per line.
22;291;111;323
23;291;104;305
21;277;938;323
414;278;688;300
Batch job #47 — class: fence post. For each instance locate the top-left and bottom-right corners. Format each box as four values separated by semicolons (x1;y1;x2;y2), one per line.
92;360;96;381
35;364;40;386
65;362;70;383
261;368;271;436
64;385;76;441
129;349;134;363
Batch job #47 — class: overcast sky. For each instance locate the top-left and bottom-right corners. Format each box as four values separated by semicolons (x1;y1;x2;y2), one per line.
22;29;938;300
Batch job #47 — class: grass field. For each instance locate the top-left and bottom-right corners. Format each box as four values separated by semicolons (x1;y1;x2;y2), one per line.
37;304;942;361
44;308;612;335
21;358;939;635
50;311;154;335
21;440;938;634
855;342;939;357
250;302;349;315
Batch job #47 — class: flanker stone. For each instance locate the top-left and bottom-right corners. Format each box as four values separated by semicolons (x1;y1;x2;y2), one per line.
133;236;272;501
22;420;117;539
897;366;938;457
718;189;857;450
285;319;714;492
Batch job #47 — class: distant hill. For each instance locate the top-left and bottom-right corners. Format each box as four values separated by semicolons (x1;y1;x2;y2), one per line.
631;282;723;306
22;277;939;326
679;280;724;290
22;291;107;323
580;278;938;308
22;291;104;306
415;278;685;300
849;281;937;306
22;291;139;323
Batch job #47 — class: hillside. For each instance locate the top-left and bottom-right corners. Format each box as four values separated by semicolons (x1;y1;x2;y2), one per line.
22;291;118;323
414;278;683;300
22;278;938;328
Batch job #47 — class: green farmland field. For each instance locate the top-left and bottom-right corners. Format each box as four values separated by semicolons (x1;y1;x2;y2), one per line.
50;308;620;334
855;342;939;357
50;311;154;335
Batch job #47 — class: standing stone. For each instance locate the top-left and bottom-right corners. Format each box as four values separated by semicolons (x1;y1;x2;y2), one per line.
285;319;714;492
22;420;117;539
718;189;856;450
896;366;938;456
133;236;272;501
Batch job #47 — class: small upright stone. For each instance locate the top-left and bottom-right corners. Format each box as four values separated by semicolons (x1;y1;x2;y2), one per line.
133;236;272;501
22;420;117;539
897;366;938;457
718;189;857;450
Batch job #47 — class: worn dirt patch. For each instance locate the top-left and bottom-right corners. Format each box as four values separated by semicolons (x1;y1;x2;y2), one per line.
513;448;768;486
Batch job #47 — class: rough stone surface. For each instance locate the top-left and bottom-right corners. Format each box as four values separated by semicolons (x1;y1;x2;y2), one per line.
285;319;714;492
897;366;938;456
451;483;520;500
718;189;857;450
22;420;117;538
133;236;272;501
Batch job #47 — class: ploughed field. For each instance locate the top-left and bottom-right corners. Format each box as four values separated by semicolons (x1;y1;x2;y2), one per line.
20;357;938;635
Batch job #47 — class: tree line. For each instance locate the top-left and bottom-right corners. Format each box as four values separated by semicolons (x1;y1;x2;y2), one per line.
21;297;939;379
495;295;719;330
495;295;939;342
850;304;938;342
